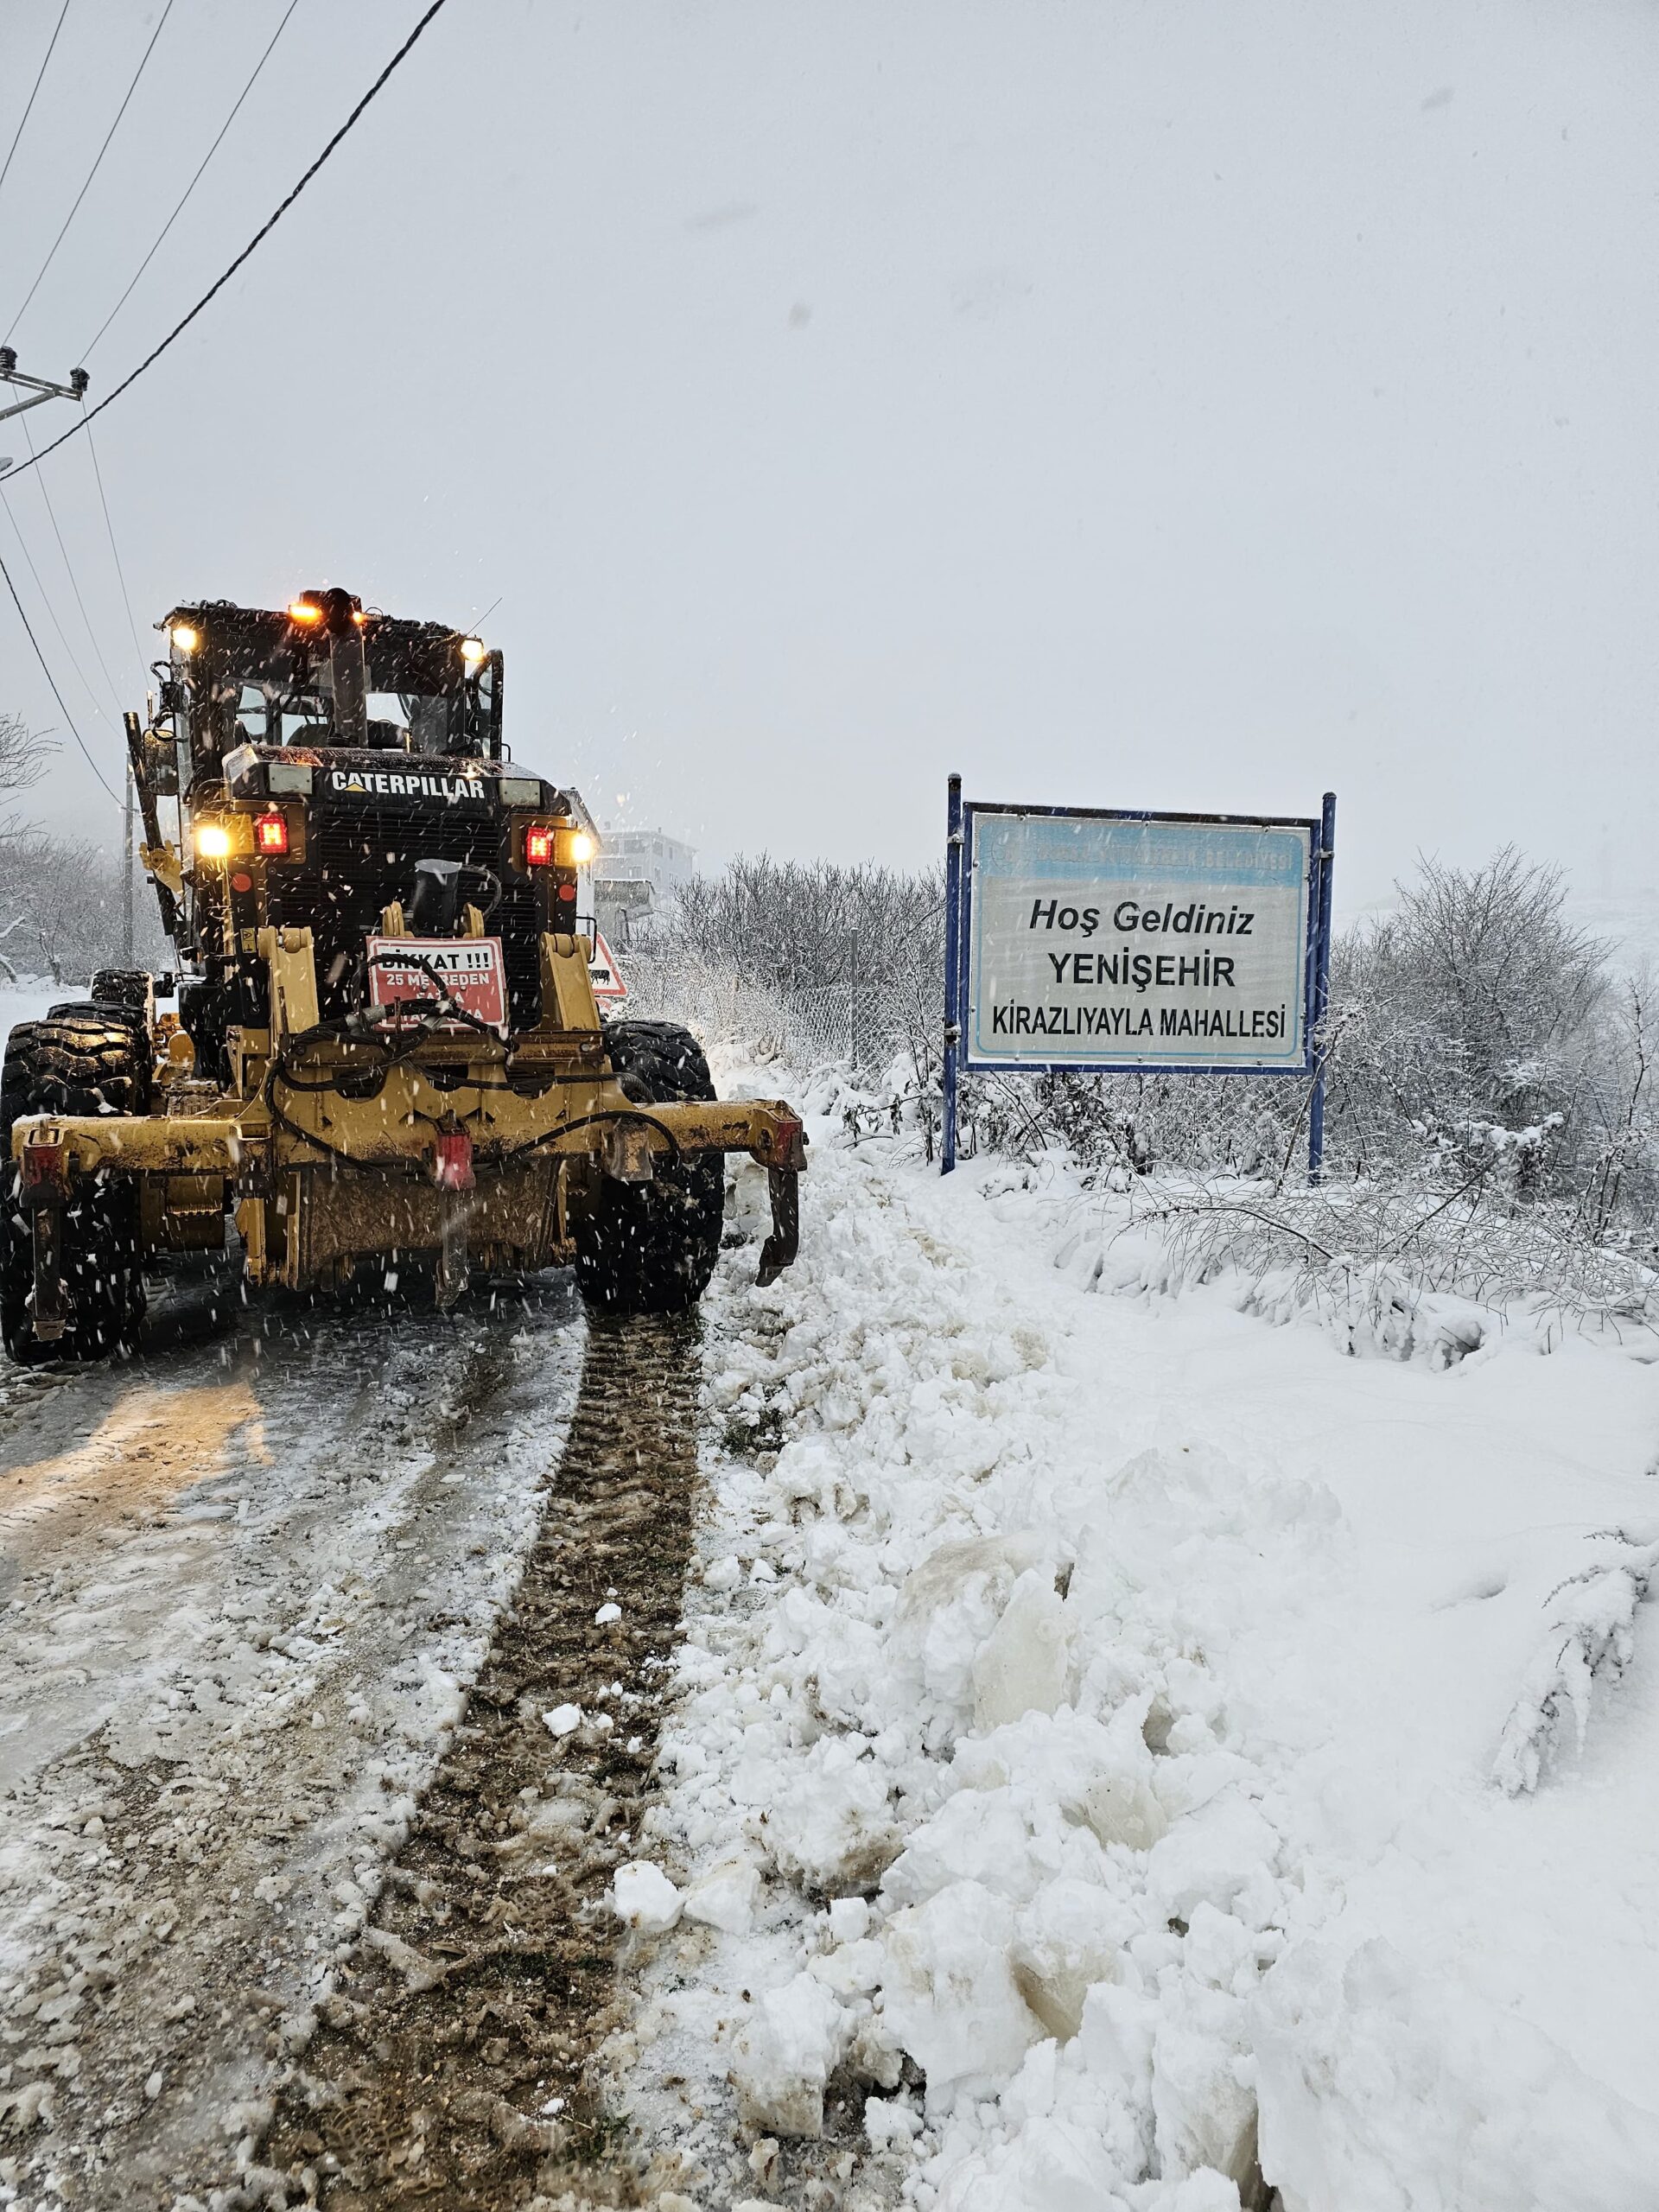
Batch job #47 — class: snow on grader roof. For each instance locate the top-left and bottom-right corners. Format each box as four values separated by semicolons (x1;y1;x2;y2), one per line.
0;586;805;1362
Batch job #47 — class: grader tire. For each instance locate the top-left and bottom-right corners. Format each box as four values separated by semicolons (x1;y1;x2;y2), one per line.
88;969;155;1014
575;1020;724;1316
0;1017;148;1363
45;995;153;1072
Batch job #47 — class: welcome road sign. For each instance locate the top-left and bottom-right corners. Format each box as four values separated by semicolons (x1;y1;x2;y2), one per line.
940;783;1337;1170
966;807;1318;1072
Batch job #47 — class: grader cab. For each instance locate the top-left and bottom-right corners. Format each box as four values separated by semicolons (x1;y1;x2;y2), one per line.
0;588;804;1361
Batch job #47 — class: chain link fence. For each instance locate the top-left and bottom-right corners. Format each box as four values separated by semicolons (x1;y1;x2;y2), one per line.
616;952;918;1079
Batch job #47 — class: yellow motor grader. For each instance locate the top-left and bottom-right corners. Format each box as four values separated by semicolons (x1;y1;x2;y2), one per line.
0;588;804;1361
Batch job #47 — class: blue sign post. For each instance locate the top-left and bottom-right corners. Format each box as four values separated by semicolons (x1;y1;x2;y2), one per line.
942;773;965;1174
1306;788;1338;1185
941;785;1336;1178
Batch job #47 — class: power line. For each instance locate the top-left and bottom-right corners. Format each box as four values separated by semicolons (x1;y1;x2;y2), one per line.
17;410;125;717
0;547;121;807
3;0;454;483
83;0;302;361
0;0;73;209
85;416;146;683
3;0;177;345
0;489;113;733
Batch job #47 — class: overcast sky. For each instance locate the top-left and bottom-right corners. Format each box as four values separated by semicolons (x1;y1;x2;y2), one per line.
0;0;1654;915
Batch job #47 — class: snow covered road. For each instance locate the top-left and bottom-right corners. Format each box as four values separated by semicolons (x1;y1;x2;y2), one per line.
0;1277;583;2208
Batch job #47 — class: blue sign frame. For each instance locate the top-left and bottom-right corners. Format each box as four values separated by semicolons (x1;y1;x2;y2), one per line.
941;782;1337;1177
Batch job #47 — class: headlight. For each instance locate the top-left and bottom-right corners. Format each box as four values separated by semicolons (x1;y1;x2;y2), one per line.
460;636;486;664
170;624;199;653
194;823;232;860
523;823;595;868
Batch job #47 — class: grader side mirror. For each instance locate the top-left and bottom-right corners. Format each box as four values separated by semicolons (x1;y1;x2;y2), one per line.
143;733;179;796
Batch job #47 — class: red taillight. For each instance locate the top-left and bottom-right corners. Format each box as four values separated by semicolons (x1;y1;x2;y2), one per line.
20;1140;67;1198
524;823;555;867
254;810;289;857
433;1128;474;1192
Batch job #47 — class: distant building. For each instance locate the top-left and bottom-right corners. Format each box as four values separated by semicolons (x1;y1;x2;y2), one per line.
594;828;696;947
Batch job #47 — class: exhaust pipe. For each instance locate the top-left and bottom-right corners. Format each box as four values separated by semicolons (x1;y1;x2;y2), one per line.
315;587;367;745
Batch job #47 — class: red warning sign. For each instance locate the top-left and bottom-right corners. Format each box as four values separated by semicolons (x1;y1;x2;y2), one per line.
366;936;509;1031
588;930;628;1004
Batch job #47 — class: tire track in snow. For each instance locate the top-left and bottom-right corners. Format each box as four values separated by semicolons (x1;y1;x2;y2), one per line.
252;1311;705;2211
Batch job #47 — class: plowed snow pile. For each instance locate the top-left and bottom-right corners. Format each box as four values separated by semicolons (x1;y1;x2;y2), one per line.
616;1082;1659;2212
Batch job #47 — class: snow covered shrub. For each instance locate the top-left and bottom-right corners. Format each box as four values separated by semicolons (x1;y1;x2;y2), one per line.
656;855;945;1085
1104;1177;1659;1354
671;855;944;1006
1029;1069;1301;1181
0;717;164;982
1493;1532;1659;1794
0;828;168;982
1325;849;1611;1191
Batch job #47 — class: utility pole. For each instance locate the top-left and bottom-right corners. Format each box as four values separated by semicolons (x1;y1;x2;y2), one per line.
0;347;87;424
122;765;135;965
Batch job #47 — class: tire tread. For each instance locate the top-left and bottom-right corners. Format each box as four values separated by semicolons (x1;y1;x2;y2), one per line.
575;1020;724;1315
0;1015;149;1362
